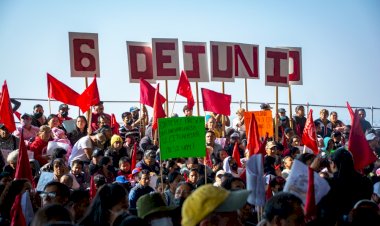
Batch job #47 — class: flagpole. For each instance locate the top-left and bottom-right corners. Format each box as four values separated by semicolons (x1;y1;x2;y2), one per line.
221;82;225;137
196;82;200;116
171;94;178;117
205;163;207;184
157;128;164;188
288;85;293;129
165;80;169;117
245;78;248;110
275;86;279;142
140;103;146;138
84;77;92;134
48;98;52;115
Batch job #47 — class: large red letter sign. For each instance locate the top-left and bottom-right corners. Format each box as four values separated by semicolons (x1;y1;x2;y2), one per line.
127;42;154;83
288;47;302;85
265;47;289;87
69;32;100;77
152;38;180;80
234;43;259;79
210;41;234;82
183;41;209;82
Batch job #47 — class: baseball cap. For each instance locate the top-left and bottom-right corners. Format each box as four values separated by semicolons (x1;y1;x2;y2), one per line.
131;168;141;175
182;184;250;226
278;108;286;113
59;104;69;110
231;132;240;139
115;176;129;184
130;106;140;112
265;141;277;150
366;133;376;141
260;103;272;110
137;192;176;219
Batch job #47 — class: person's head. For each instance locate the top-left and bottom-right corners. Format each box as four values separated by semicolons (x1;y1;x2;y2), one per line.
183;105;193;117
0;172;12;186
236;108;245;119
60;174;74;189
296;153;315;166
188;168;199;184
119;156;131;173
366;133;379;150
329;111;338;122
99;156;113;173
93;174;106;188
52;127;66;140
68;189;90;222
6;149;18;169
122;111;133;125
320;109;329;120
111;134;123;151
323;137;334;151
53;158;67;179
289;135;301;147
38;125;52;142
228;157;239;172
186;157;199;170
21;113;33;127
51;147;67;161
138;169;151;187
93;101;104;114
130;106;140;118
283;156;293;170
263;192;305;226
58;104;70;118
168;171;182;190
329;147;355;174
218;149;229;161
41;181;71;207
97;114;111;128
265;141;278;157
47;114;60;128
214;170;225;186
33;104;44;115
343;125;351;140
91;133;106;149
92;148;104;164
181;184;250;226
76;115;88;131
289;147;300;159
372;182;380;205
206;130;216;145
0;124;10;138
137;192;175;224
332;131;342;144
230;132;240;144
174;182;195;207
284;128;294;139
348;199;380;226
71;159;83;175
31;204;73;226
143;150;157;166
295;105;305;117
358;108;366;119
221;177;246;190
269;176;286;194
206;117;216;130
278;108;286;117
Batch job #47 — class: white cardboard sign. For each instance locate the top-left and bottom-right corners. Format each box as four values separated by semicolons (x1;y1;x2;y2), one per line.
152;38;180;80
127;41;155;83
265;47;289;87
234;43;259;79
288;47;303;85
210;41;235;82
183;41;209;82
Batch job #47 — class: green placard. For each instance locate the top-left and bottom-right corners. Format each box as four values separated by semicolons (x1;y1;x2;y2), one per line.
158;116;206;160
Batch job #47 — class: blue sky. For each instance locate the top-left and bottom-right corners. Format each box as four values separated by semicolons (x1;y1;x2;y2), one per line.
1;0;379;125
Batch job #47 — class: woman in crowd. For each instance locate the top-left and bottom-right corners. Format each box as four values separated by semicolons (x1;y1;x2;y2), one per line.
68;115;88;146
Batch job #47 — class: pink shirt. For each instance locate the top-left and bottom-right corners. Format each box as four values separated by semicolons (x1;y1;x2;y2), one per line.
13;125;39;141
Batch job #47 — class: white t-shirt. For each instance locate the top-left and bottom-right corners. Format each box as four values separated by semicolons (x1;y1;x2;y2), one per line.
68;136;93;166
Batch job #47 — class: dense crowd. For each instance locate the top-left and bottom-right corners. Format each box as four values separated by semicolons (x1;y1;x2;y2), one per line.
0;101;379;226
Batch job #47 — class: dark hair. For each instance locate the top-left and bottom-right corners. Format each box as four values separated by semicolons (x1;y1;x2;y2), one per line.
269;176;286;188
119;156;131;165
76;115;88;132
52;148;67;160
168;171;181;184
138;169;150;179
94;174;106;187
71;159;84;168
34;104;43;110
69;189;90;203
99;156;111;167
189;168;199;174
176;181;195;192
79;183;127;226
47;114;58;123
330;147;355;178
44;181;71;201
295;105;304;112
221;177;246;190
264;192;303;222
31;204;73;226
296;153;316;165
183;105;191;112
187;157;198;165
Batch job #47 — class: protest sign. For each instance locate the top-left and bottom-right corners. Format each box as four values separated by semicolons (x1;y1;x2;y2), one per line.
61;119;76;134
36;172;54;192
288;47;302;85
245;111;273;138
234;43;259;79
152;38;180;80
246;154;266;206
284;160;330;205
265;47;289;87
158;116;205;160
210;41;235;82
183;41;209;82
127;41;155;83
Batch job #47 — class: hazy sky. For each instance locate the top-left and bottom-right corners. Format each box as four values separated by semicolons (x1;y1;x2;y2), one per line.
1;0;379;125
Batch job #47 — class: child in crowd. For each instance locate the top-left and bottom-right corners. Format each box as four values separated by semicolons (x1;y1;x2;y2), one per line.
117;156;131;178
71;159;87;189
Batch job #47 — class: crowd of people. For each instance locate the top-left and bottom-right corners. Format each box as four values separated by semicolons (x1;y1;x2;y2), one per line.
0;101;380;226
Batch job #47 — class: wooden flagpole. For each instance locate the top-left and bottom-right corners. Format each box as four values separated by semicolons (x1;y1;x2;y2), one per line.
196;82;200;116
165;80;169;117
84;77;92;134
288;85;293;129
221;82;225;137
245;78;248;110
275;86;279;142
48;98;52;115
171;94;178;117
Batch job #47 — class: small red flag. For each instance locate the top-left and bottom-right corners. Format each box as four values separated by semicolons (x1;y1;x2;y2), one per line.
0;81;16;133
10;194;26;226
111;113;120;135
77;76;100;113
140;79;166;108
346;102;354;122
302;110;319;155
89;175;97;200
232;142;242;168
201;88;231;116
246;113;262;156
265;184;273;201
15;131;34;186
305;167;317;222
204;148;213;168
47;73;80;106
152;83;166;130
131;142;137;170
176;71;195;110
348;109;377;170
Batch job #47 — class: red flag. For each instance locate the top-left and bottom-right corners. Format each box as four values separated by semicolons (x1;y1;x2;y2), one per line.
47;73;80;106
265;185;273;201
140;79;166;107
258;134;269;157
201;88;231;116
232;142;242;168
346;102;354;121
176;71;195;110
204;148;213;168
348;110;377;170
77;76;100;113
131;142;137;170
302;110;319;155
305;167;317;221
14;111;21;121
15;131;34;186
10;194;26;226
246;113;261;156
89;175;97;200
0;81;16;133
152;83;166;130
111;113;120;135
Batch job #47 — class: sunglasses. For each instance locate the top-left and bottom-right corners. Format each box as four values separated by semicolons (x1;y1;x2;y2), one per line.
39;191;57;199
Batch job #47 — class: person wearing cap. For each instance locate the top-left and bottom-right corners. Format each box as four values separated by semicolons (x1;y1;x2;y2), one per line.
31;104;47;127
68;133;106;167
29;125;52;165
213;170;225;187
135;149;160;175
0;124;20;169
128;169;155;213
130;105;149;130
226;131;244;157
105;134;127;169
90;101;111;132
292;105;306;137
13;113;39;143
181;184;250;226
57;103;72;125
314;109;333;138
89;148;104;175
119;111;139;140
137;192;176;225
277;108;291;139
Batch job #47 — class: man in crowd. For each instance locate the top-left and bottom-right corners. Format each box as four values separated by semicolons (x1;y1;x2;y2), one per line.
13;113;39;142
68;133;106;166
57;104;72;125
135;149;160;175
128;169;154;214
